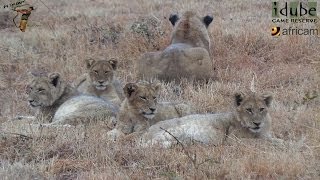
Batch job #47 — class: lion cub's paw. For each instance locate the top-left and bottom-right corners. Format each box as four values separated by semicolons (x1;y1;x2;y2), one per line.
268;137;285;147
175;103;193;116
107;129;124;141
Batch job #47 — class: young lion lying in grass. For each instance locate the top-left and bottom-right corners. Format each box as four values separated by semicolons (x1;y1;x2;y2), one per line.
107;81;193;140
141;91;282;147
74;58;124;107
1;72;118;138
26;72;117;125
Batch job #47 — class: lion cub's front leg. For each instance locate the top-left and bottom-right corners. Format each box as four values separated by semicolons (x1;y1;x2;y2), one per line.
107;128;125;141
262;133;284;146
115;121;134;135
133;121;149;133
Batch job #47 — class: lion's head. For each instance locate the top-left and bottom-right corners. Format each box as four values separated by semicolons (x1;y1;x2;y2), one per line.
124;81;160;119
168;11;213;51
26;72;66;107
86;58;118;90
234;92;273;133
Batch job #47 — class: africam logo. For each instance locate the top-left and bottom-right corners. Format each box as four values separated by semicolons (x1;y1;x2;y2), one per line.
271;26;318;36
271;27;281;36
271;1;319;36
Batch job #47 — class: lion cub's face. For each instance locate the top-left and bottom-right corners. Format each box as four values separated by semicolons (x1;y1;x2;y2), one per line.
86;58;117;90
234;92;273;133
26;73;64;107
124;81;160;119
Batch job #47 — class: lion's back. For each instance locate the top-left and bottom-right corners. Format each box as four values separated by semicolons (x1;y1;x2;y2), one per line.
53;95;118;125
142;113;233;147
137;47;212;81
136;11;214;82
149;102;193;125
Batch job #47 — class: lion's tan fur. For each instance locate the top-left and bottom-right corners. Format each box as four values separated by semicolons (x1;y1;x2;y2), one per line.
141;92;278;147
107;81;193;140
26;72;117;126
27;73;78;122
136;11;214;82
74;58;124;106
170;11;211;52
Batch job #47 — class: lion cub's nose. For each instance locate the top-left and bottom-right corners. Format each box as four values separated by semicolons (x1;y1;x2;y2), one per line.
149;108;156;112
253;122;261;126
98;80;104;84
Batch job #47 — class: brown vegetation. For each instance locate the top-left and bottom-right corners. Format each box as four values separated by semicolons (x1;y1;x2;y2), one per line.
0;0;319;179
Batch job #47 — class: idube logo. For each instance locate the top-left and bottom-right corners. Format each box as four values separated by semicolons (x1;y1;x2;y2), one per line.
272;1;317;18
271;1;318;36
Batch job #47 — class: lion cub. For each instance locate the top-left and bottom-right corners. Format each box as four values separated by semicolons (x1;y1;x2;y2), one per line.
107;81;193;140
141;92;281;147
26;72;117;125
74;58;124;106
136;11;214;82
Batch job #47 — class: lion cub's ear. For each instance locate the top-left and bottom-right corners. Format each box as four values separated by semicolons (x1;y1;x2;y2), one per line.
108;58;118;70
153;83;161;93
262;93;273;107
124;83;138;98
169;14;179;26
203;15;213;27
48;72;61;87
86;58;96;69
234;92;245;106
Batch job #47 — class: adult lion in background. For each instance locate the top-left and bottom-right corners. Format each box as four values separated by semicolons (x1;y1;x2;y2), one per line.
136;10;214;82
141;91;282;147
26;72;117;126
74;58;124;106
107;81;193;140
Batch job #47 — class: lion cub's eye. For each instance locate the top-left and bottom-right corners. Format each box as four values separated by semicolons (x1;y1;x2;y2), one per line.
246;108;253;114
38;88;45;92
259;108;265;112
93;70;98;74
140;96;147;100
105;71;110;74
153;96;157;100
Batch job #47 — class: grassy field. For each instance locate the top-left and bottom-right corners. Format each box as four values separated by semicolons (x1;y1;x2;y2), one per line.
0;0;319;179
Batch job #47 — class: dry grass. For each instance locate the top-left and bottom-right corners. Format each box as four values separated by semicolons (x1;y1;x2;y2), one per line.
0;0;319;179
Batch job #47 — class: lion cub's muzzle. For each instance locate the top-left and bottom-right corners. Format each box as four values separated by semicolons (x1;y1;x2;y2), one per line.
28;99;41;107
142;107;157;119
93;80;109;90
249;122;264;133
